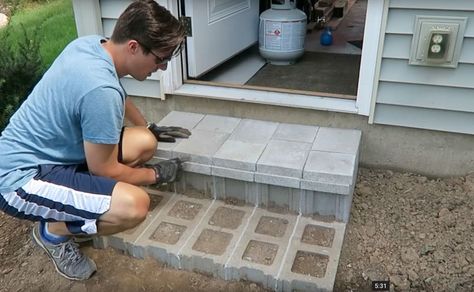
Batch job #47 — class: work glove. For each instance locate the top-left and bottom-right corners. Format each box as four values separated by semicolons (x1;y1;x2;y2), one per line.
149;158;183;185
147;122;191;143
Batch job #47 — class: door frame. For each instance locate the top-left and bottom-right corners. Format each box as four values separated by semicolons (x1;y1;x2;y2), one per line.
163;0;387;116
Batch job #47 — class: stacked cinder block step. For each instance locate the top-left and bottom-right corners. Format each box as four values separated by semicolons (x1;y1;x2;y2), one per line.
95;190;346;291
95;111;362;291
154;111;361;222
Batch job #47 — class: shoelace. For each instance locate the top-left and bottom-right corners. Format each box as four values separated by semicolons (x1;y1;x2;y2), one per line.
58;241;83;264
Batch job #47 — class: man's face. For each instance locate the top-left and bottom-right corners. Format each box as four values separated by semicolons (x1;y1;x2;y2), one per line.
130;42;174;81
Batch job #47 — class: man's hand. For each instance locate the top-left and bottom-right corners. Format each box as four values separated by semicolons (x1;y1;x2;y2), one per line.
147;123;191;143
149;158;183;185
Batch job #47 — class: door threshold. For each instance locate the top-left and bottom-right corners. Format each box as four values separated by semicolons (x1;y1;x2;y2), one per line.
173;82;358;114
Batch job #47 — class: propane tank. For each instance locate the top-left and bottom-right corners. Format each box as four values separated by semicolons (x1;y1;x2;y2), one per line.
259;0;307;65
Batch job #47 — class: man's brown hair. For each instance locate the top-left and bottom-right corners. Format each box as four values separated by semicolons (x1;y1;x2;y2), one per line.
111;0;185;54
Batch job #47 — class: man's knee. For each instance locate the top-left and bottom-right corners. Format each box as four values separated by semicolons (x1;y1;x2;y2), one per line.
140;129;158;161
108;184;150;228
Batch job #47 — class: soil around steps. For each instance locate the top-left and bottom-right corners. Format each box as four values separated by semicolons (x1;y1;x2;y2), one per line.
1;167;474;291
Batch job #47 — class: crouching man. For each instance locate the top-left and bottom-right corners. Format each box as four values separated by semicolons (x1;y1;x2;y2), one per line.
0;0;189;280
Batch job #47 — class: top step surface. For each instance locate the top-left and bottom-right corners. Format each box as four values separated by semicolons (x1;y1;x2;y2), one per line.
154;111;361;195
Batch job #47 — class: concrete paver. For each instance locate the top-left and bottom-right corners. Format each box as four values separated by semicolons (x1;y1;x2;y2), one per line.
272;123;319;144
312;127;362;155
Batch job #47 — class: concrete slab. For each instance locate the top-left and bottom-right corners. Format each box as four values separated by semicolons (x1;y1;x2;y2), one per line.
312;127;362;155
173;129;229;164
182;161;211;175
303;151;356;185
272;123;319;144
229;119;278;144
212;166;255;182
213;140;266;171
155;111;205;158
255;172;300;189
257;140;311;178
157;111;205;129
194;114;241;133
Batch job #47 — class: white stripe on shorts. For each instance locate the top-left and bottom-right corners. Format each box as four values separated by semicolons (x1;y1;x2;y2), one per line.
3;178;111;234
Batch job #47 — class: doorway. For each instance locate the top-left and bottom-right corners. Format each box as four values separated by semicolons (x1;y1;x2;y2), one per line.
182;0;367;99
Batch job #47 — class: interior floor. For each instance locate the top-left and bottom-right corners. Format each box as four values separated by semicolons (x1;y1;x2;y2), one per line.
195;0;367;96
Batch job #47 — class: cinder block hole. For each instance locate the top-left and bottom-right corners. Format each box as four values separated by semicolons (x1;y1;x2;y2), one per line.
168;200;202;220
291;251;328;278
301;224;335;247
150;222;186;244
148;194;163;211
242;240;278;266
208;207;245;230
255;216;289;237
192;229;232;255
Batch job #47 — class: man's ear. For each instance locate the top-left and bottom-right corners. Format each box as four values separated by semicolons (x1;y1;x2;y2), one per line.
128;40;140;55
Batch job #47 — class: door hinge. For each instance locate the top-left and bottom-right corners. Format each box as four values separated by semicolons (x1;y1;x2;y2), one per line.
180;16;192;37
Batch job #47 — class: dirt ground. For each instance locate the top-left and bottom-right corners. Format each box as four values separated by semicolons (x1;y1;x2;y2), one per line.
1;167;474;292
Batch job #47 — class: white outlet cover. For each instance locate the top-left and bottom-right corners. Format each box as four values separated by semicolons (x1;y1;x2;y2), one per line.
409;15;467;68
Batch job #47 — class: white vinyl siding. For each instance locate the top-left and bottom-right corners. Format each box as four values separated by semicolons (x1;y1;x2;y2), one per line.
372;0;474;135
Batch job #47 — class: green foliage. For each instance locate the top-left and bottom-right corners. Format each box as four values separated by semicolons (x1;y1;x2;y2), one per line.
0;0;76;133
0;22;43;132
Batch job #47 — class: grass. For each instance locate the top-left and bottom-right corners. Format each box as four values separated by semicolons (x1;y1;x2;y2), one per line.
2;0;77;69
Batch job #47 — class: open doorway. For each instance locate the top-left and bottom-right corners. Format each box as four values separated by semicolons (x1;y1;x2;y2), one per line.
182;0;367;99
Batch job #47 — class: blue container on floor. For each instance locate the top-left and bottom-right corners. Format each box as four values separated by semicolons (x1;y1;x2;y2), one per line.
320;27;333;46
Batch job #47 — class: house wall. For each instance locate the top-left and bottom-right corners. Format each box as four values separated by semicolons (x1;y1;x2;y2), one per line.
72;0;474;176
373;0;474;135
133;94;474;177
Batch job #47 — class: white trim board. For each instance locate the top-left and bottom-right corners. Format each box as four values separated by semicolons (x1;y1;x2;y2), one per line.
174;84;358;114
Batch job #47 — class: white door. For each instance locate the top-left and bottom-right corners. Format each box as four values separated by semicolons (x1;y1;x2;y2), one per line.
184;0;260;78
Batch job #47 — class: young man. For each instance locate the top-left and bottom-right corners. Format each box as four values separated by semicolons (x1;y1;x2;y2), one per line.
0;0;189;280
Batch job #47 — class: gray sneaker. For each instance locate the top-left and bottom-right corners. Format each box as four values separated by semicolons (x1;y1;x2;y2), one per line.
32;223;97;280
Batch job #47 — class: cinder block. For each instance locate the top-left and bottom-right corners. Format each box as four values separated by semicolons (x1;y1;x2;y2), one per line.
303;151;356;185
225;209;298;288
133;195;214;268
213;140;266;171
278;217;346;292
300;190;352;221
214;177;260;206
272;123;319;144
312;127;361;155
178;201;255;278
175;172;215;199
259;184;301;214
257;140;311;178
98;190;174;257
173;129;229;164
229;119;278;144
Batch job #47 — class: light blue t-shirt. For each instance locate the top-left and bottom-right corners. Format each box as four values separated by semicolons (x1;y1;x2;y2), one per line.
0;35;126;192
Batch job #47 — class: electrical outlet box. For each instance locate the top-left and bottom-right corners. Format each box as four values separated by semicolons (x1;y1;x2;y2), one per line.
409;16;467;68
